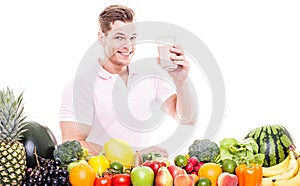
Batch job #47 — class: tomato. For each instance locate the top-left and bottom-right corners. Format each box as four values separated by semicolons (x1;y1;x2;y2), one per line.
94;175;111;186
111;173;131;186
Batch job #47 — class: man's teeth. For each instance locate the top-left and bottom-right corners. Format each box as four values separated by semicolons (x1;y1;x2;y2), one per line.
119;51;131;55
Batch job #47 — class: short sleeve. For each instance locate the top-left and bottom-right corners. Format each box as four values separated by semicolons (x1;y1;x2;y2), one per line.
59;79;77;122
59;78;94;126
59;41;102;126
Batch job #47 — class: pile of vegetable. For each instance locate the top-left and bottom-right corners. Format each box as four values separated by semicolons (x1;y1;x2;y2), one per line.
17;121;299;186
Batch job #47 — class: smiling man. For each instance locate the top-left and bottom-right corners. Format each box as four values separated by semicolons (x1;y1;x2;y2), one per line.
59;4;198;157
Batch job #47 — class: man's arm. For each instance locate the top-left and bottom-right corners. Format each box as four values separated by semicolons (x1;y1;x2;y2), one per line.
162;79;198;125
60;121;102;155
161;45;199;125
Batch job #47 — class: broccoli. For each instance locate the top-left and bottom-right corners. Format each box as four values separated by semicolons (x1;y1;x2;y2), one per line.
188;139;220;163
53;140;87;167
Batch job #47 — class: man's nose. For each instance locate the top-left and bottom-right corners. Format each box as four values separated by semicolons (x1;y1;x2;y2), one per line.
121;39;134;49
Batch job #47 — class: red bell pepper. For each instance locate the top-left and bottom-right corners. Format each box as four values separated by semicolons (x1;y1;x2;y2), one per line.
235;163;262;186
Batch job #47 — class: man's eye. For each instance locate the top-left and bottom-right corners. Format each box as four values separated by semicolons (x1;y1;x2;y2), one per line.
130;36;137;40
115;36;124;40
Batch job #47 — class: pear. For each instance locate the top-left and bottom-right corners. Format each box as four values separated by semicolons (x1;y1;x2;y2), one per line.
155;166;173;186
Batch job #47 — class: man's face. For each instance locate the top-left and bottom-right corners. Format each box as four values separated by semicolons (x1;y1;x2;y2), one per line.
101;21;137;67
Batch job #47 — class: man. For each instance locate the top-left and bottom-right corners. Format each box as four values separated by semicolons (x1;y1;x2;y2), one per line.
59;4;198;156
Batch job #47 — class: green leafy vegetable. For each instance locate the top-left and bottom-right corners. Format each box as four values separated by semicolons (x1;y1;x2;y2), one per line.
219;138;265;166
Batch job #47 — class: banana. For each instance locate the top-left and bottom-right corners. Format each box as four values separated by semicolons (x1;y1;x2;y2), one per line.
262;154;291;177
263;150;298;181
294;149;300;158
262;150;300;186
272;157;300;186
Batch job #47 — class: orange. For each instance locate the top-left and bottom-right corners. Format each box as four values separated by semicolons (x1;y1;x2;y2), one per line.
88;155;110;176
69;163;96;186
198;162;222;186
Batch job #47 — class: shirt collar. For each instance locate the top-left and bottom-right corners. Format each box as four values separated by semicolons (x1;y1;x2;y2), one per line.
98;64;139;80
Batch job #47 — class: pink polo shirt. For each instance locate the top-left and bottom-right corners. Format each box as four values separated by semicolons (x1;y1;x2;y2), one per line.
59;61;176;148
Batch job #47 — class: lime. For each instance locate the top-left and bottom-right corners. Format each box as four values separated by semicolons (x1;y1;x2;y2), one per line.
222;159;237;174
196;177;211;186
174;154;188;167
110;161;124;172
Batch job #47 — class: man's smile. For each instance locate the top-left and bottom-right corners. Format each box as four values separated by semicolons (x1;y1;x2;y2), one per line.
117;50;133;57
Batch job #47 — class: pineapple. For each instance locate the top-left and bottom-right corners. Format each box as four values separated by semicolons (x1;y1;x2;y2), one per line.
0;88;27;185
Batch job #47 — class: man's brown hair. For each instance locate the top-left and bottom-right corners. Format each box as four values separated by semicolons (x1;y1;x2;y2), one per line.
99;5;135;34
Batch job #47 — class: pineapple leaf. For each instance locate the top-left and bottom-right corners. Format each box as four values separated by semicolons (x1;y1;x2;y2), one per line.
0;87;28;142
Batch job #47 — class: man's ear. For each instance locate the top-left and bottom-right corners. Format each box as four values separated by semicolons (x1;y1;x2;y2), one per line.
98;31;104;45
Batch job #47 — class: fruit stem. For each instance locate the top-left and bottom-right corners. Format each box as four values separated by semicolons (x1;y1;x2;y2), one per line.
34;147;40;168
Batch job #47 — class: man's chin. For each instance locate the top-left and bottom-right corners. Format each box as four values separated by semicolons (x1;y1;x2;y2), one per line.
114;59;131;66
117;57;133;66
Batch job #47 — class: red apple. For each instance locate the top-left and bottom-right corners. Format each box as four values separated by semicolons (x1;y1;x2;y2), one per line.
167;165;186;179
143;161;151;166
174;174;194;186
143;161;166;176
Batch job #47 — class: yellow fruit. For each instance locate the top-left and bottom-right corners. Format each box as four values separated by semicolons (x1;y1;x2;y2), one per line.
198;162;222;186
88;155;110;176
69;163;95;186
103;138;135;167
185;154;190;159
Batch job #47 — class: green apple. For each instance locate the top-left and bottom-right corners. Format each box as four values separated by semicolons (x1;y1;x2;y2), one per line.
130;166;154;186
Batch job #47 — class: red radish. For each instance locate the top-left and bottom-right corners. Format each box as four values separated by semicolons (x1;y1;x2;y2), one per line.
185;162;194;173
188;157;199;166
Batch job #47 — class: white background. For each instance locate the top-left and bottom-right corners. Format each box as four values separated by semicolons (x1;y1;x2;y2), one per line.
1;0;300;155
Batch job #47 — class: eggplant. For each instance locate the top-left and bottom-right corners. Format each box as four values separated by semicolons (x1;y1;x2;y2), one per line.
21;121;57;168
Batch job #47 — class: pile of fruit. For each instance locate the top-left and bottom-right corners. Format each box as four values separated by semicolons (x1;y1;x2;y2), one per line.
1;87;300;186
